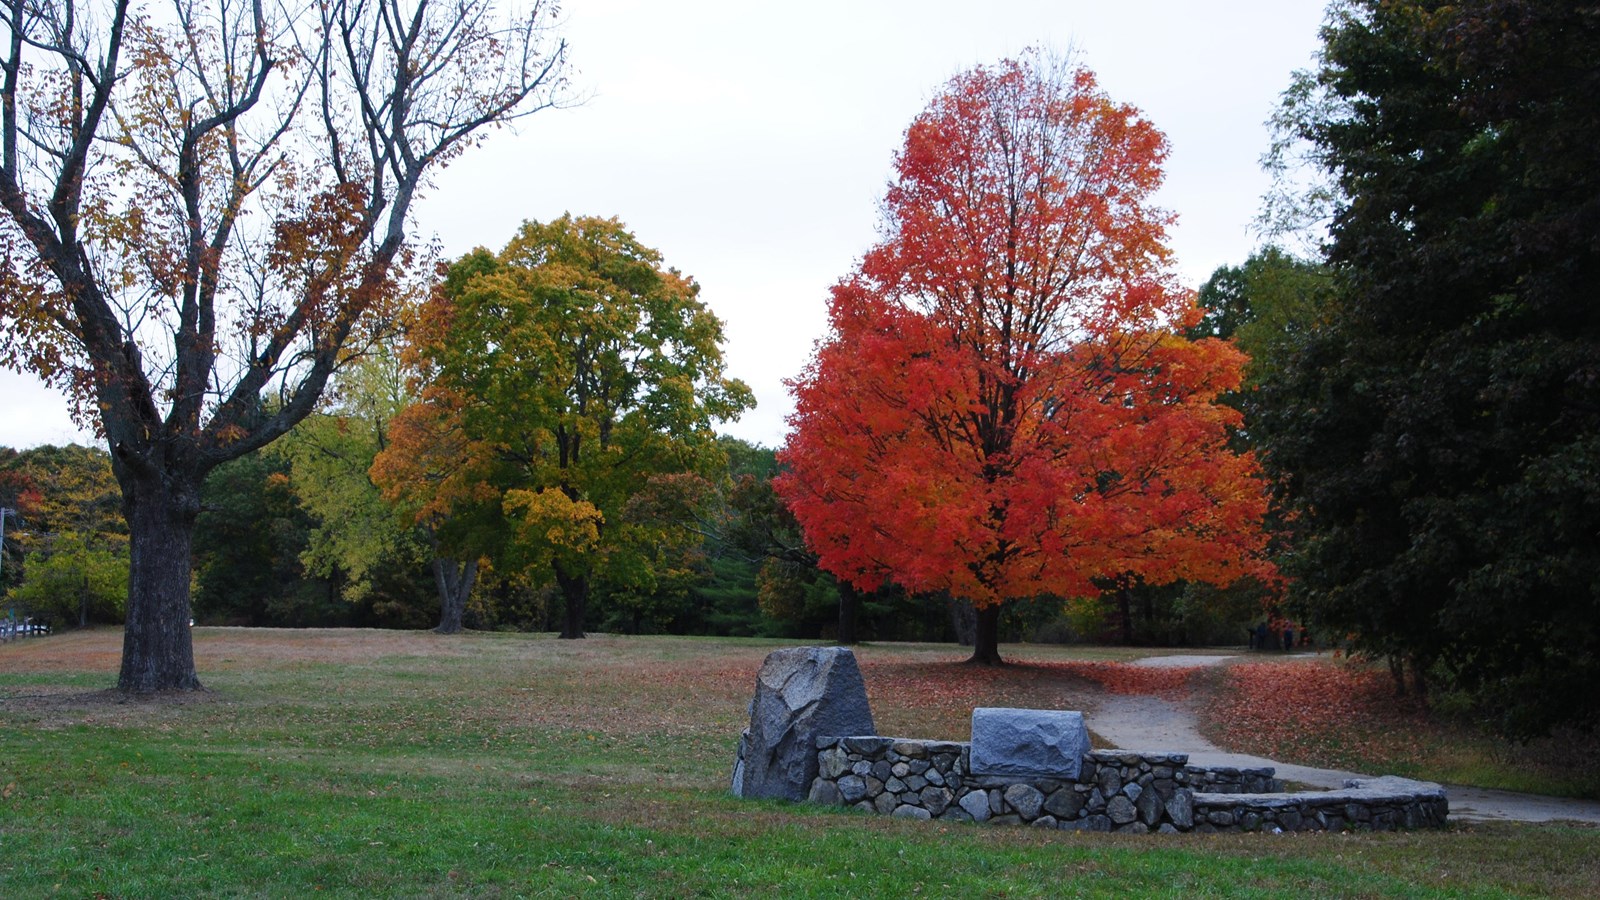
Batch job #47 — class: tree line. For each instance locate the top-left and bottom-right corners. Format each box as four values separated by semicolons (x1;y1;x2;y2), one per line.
2;0;1594;738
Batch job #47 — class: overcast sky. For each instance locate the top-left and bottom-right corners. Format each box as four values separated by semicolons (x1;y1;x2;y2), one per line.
1;0;1330;450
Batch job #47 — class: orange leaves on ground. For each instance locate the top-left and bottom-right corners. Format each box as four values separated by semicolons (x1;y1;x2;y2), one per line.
1200;660;1428;771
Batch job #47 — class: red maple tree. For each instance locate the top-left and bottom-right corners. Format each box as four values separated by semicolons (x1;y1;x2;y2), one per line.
776;53;1272;663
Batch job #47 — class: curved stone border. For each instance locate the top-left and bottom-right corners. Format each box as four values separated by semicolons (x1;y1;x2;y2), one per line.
807;738;1448;834
1193;776;1449;833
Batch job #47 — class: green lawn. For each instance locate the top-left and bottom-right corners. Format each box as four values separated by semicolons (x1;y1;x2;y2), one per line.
2;629;1597;897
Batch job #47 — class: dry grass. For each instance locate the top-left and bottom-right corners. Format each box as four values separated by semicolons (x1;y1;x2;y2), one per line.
3;629;1599;898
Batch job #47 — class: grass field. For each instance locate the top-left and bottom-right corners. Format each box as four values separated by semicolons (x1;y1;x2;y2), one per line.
2;629;1598;898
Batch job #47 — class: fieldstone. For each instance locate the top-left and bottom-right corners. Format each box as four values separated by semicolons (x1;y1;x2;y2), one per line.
1158;824;1180;834
1279;808;1303;831
874;791;898;814
1241;811;1263;832
884;776;906;794
1115;822;1148;834
852;761;872;777
1165;791;1194;829
732;646;876;801
909;760;931;776
969;708;1089;779
807;779;842;805
1207;810;1235;827
904;774;928;793
1085;815;1113;832
921;786;954;816
871;760;893;782
891;762;911;778
893;804;932;820
819;748;851;779
1097;767;1123;797
893;741;930;759
1044;788;1086;819
991;814;1023;827
989;789;1005;815
1123;782;1143;803
958;790;992;822
925;768;946;787
1032;815;1059;829
1003;783;1046;820
838;775;868;803
1107;795;1138;825
842;736;893;755
1136;787;1164;826
864;776;885;797
853;801;875;813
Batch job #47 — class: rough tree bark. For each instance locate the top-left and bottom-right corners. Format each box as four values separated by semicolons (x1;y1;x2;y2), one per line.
116;465;203;692
968;604;1004;665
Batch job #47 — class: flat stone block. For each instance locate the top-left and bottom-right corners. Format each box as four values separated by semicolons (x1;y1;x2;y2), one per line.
969;708;1089;780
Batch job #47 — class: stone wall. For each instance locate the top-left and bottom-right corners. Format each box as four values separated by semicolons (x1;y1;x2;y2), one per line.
807;737;1446;834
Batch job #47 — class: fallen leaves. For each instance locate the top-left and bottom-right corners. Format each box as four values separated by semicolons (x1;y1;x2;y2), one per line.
1199;660;1428;770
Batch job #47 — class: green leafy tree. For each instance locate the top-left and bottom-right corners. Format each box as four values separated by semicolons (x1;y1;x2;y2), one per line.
375;216;753;638
1;444;127;625
280;349;436;623
10;531;128;627
192;451;341;626
1192;247;1333;388
1257;0;1600;736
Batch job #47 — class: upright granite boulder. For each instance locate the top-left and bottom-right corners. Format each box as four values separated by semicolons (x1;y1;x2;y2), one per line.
969;708;1090;780
731;646;876;801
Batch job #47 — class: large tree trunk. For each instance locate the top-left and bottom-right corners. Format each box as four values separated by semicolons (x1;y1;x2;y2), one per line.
431;557;478;634
967;603;1004;665
117;469;202;693
836;580;860;645
555;565;587;639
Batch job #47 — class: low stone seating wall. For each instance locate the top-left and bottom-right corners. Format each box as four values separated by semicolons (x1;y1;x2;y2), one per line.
1192;777;1449;833
807;737;1446;833
731;647;1448;834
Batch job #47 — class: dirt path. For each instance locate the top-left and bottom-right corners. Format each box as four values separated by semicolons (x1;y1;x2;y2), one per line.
1085;654;1600;825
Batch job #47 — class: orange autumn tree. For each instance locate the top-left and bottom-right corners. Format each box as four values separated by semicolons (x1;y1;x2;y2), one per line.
777;52;1272;664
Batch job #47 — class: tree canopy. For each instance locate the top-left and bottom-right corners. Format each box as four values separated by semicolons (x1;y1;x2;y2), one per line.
0;0;569;690
778;52;1272;664
1257;0;1600;736
373;215;753;638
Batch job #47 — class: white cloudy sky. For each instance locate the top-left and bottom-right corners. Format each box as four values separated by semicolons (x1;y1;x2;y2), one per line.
1;0;1329;450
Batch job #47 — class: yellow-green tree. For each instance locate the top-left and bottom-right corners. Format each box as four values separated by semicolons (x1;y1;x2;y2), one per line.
374;216;752;637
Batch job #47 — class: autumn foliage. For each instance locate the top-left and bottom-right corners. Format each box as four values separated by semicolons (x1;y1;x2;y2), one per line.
778;53;1271;662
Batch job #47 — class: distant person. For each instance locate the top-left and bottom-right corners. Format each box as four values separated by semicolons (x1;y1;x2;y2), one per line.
1254;622;1268;652
1283;627;1295;652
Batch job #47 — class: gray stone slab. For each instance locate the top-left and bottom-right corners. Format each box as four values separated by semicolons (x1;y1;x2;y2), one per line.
969;708;1089;779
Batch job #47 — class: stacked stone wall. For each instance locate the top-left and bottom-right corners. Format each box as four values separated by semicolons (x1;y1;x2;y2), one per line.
807;737;1446;834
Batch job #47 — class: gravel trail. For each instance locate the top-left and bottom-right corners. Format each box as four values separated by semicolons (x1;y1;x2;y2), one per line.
1085;654;1600;825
